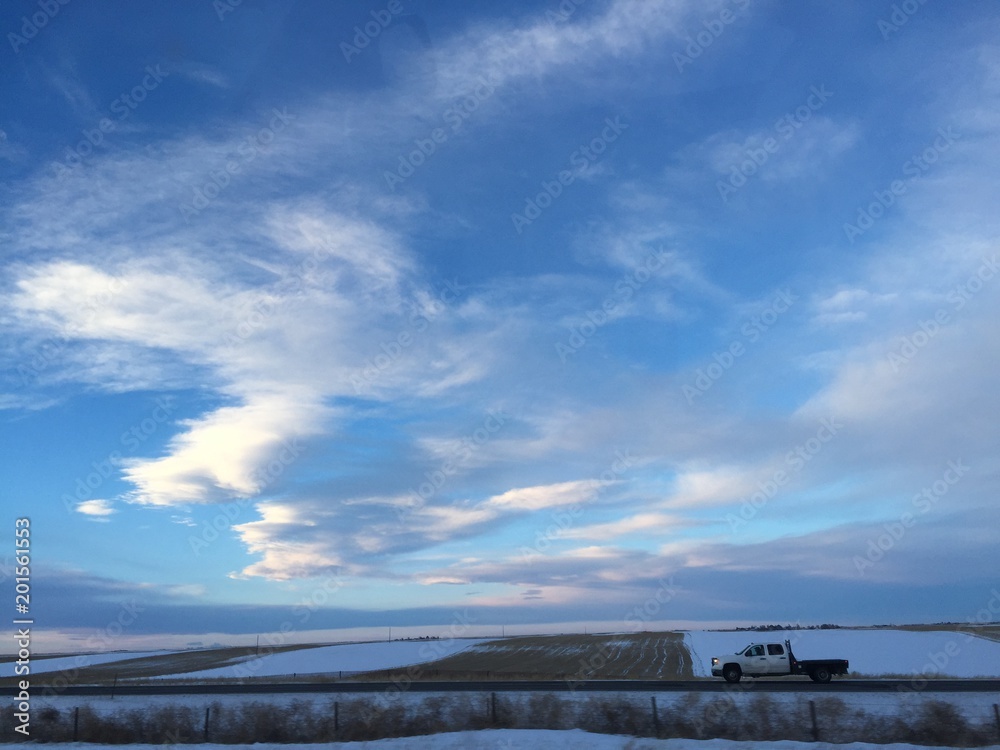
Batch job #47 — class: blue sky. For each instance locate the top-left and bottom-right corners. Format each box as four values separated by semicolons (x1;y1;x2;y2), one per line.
2;0;999;652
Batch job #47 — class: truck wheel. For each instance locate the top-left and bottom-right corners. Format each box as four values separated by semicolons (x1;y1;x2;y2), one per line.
812;667;831;683
723;665;741;683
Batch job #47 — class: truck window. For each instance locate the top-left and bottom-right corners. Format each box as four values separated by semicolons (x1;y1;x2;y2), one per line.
746;645;765;657
767;644;784;655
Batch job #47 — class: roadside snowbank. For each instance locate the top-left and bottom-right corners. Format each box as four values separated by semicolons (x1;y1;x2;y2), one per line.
27;729;1000;749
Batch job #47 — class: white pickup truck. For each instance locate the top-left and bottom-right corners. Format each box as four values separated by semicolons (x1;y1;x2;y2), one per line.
710;638;849;683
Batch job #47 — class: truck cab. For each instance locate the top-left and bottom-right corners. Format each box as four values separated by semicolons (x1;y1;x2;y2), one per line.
713;642;790;677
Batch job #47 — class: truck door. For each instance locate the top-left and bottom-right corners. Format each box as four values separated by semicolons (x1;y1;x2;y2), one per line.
744;644;768;674
765;643;789;674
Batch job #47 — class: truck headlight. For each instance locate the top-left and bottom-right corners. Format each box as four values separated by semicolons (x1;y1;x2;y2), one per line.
711;657;718;666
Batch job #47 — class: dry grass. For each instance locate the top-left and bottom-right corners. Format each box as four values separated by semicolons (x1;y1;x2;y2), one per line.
5;694;998;745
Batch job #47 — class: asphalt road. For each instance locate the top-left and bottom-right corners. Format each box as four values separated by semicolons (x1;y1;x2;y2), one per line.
6;679;1000;696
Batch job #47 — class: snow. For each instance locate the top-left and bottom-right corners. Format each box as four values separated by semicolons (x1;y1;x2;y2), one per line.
26;730;1000;749
0;650;168;677
161;638;492;679
684;629;1000;678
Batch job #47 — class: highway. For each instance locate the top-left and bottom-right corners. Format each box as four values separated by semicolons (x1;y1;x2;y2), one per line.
6;679;1000;696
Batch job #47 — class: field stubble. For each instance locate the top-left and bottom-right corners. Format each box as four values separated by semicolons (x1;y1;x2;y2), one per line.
367;632;694;681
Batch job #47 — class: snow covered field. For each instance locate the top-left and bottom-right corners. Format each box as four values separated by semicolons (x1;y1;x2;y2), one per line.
0;650;168;677
24;730;1000;749
157;638;492;679
684;629;1000;678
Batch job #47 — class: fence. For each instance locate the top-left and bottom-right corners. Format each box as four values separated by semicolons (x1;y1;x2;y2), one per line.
2;693;999;745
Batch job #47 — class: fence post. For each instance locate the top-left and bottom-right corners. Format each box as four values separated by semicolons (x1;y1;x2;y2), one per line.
651;696;660;734
335;701;339;734
490;692;497;724
204;706;210;742
809;700;819;741
73;707;79;742
993;703;1000;742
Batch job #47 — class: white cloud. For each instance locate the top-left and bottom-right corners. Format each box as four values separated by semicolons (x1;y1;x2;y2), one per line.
667;465;767;508
556;512;685;540
430;0;698;100
75;499;116;518
174;62;230;89
485;479;602;511
232;502;342;581
228;479;612;581
672;117;860;193
812;288;898;326
124;390;329;506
